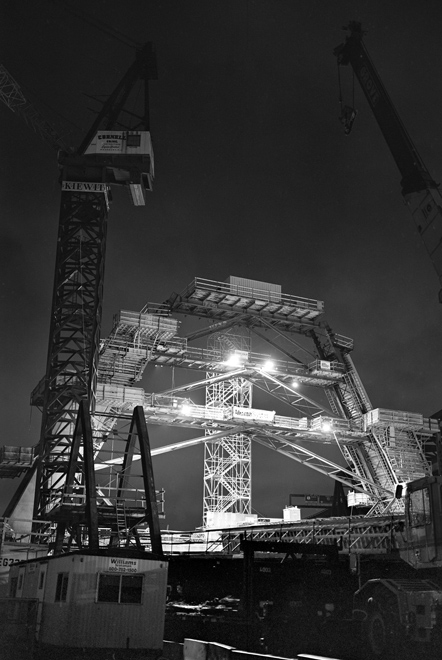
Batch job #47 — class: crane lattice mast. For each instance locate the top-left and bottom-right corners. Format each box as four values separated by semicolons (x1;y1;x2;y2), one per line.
33;43;157;523
0;45;157;529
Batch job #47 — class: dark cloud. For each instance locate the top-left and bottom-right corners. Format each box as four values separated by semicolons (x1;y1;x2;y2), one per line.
2;0;442;528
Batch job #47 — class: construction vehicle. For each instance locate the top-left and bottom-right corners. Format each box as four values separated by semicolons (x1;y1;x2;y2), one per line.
333;21;442;656
352;577;442;656
347;476;442;657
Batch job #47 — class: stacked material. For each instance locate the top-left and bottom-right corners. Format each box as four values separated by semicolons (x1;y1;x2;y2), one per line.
98;310;179;385
0;446;34;478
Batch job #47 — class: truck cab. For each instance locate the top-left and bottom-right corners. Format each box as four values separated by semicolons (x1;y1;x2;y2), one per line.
353;577;442;656
394;475;442;569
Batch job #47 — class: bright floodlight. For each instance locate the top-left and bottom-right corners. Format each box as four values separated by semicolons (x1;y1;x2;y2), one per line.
224;350;248;367
321;420;332;433
181;404;192;416
225;353;241;367
291;381;299;389
263;360;275;372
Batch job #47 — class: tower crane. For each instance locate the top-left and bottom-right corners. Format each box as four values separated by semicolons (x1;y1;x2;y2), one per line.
0;65;73;153
334;21;442;300
0;44;157;530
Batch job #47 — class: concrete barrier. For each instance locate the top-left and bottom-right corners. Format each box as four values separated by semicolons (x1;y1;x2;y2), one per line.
163;640;184;660
232;651;294;660
184;638;208;660
208;642;235;660
297;655;343;660
172;637;343;660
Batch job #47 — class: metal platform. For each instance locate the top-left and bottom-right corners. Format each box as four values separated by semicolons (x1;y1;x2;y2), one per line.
7;275;439;532
0;447;34;478
166;277;325;330
219;514;403;556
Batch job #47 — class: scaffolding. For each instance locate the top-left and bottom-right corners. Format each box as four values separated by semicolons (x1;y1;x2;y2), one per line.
3;276;439;539
204;330;252;527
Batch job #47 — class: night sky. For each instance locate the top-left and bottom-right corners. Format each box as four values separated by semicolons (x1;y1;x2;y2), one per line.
2;0;442;530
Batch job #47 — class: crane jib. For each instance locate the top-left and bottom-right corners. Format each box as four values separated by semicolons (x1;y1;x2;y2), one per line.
358;66;381;107
335;23;442;294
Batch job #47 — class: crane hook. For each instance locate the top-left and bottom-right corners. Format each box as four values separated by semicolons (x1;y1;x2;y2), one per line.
339;105;358;135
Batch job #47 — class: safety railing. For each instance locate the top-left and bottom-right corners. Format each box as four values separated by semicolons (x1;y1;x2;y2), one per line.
183;277;325;312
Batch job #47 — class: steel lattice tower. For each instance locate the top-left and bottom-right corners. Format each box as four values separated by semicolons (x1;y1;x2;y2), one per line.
204;330;252;526
35;191;108;518
25;43;158;524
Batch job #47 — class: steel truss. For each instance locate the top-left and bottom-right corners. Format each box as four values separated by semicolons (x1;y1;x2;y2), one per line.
51;402;163;554
89;277;436;520
35;191;108;518
248;430;392;498
17;276;436;531
26;44;158;526
204;331;252;525
145;423;393;504
220;514;402;555
245;368;335;417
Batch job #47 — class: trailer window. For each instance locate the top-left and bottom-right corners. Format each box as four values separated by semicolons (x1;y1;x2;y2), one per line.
409;487;431;526
97;573;143;604
121;575;143;603
55;572;69;602
98;574;120;602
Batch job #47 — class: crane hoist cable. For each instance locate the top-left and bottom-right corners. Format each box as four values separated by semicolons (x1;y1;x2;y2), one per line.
48;0;139;50
337;59;357;135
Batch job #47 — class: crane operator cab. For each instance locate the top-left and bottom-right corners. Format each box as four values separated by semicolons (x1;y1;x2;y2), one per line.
83;130;154;206
394;475;442;569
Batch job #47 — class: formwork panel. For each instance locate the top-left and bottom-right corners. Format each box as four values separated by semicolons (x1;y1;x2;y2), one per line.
225;276;282;302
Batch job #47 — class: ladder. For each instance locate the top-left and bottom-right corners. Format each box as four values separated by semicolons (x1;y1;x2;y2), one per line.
115;500;127;544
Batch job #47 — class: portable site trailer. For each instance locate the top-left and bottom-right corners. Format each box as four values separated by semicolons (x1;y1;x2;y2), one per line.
6;550;168;658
